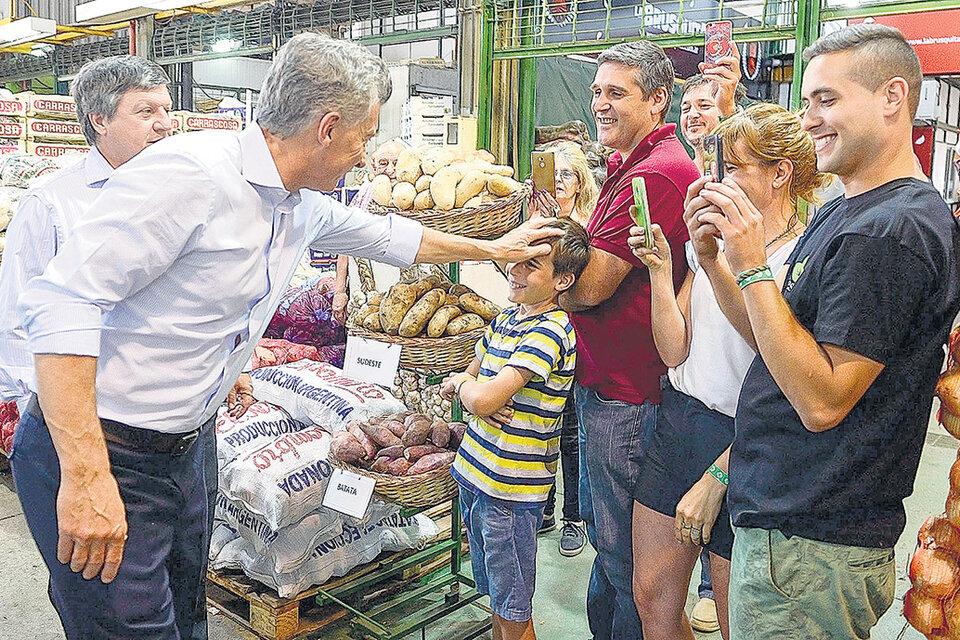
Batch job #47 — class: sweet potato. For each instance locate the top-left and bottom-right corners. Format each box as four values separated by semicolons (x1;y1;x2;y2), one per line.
455;170;488;208
378;444;406;459
371;456;394;473
399;289;445;337
360;422;403;448
404;444;444;461
371;174;393;206
392;182;417;210
385;458;412;475
426;305;462;338
487;174;522;197
395;148;423;183
346;421;378;460
384;420;406;438
379;284;418;335
330;432;365;463
430;420;452;448
459;293;500;321
407;451;456;475
445;313;485;336
401;418;433;446
448;422;467;449
404;413;431;428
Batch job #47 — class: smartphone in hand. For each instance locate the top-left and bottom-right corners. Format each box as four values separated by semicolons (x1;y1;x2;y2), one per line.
631;177;654;249
531;151;556;197
702;134;725;181
704;21;733;65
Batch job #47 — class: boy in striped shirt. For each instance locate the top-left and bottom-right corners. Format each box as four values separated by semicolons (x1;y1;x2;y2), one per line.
442;218;590;640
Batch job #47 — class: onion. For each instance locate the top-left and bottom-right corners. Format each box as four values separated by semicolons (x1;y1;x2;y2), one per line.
938;369;960;433
911;547;960;599
948;493;960;530
906;588;947;636
920;516;960;559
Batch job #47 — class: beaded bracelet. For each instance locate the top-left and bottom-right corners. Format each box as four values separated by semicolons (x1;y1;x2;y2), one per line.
738;267;775;290
735;264;770;285
707;463;729;487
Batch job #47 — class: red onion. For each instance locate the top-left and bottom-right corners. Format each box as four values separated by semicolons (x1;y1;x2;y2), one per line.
911;547;960;600
904;587;946;636
920;516;960;559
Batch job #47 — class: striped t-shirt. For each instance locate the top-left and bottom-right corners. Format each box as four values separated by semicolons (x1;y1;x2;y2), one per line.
451;306;577;505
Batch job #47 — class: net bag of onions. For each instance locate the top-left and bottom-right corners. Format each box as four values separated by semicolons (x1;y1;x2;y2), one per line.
905;325;960;638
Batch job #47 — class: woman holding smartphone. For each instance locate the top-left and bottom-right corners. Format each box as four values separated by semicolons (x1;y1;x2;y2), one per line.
625;103;831;640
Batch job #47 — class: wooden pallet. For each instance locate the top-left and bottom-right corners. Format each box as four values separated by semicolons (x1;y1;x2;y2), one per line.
206;505;463;640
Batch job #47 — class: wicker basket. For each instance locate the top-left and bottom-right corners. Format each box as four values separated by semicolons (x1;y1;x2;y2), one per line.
369;184;529;240
348;261;484;372
329;456;457;508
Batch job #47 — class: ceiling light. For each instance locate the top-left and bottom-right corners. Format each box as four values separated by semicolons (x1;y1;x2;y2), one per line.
0;17;57;46
211;38;240;53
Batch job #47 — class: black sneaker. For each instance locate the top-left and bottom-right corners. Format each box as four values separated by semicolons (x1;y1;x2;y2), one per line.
558;520;586;557
538;512;557;534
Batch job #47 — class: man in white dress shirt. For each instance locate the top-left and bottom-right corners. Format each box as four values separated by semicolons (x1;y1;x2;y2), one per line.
10;33;557;640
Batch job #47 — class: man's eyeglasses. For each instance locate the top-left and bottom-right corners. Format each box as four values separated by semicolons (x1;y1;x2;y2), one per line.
556;169;578;182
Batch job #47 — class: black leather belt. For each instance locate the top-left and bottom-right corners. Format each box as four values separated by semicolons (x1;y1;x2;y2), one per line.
99;419;201;456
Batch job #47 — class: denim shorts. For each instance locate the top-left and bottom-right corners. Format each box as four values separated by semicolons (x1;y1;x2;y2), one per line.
459;485;545;622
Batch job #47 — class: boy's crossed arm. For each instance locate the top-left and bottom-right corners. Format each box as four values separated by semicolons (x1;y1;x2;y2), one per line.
441;357;535;427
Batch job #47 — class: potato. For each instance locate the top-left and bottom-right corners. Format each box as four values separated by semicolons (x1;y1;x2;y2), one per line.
487;174;522;197
407;451;456;475
371;174;393;206
411;275;441;297
367;292;384;306
392;182;417;210
459;293;500;321
362;311;383;332
449;284;472;297
443;293;460;307
399;289;445;337
426;305;462;338
455;170;488;208
379;283;418;335
402;418;433;446
414;190;434;210
488;164;515;177
446;313;485;336
415;175;432;192
395;149;423;183
430;166;460;211
421;148;455;175
463;195;483;209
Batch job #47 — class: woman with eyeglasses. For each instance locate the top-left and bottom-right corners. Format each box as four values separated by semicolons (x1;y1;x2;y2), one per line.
527;140;600;556
625;103;832;640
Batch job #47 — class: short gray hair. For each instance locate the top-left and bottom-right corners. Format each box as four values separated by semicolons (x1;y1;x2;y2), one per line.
72;55;170;145
803;24;922;118
257;32;392;138
597;41;675;121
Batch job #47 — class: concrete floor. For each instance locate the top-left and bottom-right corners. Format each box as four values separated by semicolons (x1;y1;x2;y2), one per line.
0;406;951;640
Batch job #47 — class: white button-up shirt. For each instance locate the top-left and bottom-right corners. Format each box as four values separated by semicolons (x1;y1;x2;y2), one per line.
19;125;422;433
0;148;114;409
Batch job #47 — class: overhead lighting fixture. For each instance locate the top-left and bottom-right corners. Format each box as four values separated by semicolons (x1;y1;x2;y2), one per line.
75;0;196;26
0;17;57;46
29;43;54;57
211;38;240;53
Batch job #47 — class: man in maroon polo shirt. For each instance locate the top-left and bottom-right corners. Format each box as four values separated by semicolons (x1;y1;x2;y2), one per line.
559;40;699;640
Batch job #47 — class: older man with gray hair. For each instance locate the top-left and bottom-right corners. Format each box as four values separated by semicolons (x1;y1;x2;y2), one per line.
9;33;557;640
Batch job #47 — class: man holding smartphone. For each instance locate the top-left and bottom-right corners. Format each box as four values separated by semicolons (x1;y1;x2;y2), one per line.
558;41;699;640
690;24;960;638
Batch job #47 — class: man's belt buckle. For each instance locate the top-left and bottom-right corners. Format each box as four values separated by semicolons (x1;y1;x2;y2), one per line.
171;430;199;456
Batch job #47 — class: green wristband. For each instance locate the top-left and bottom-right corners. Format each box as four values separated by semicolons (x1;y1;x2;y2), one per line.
738;267;774;290
707;463;729;487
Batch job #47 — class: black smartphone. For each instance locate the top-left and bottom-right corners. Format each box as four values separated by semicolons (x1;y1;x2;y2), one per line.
531;151;556;197
702;134;725;181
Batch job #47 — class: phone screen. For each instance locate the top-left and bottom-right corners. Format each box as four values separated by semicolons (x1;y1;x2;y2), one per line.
531;151;556;196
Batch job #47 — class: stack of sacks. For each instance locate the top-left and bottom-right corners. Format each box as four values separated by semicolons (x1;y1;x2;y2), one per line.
905;326;960;638
214;401;434;594
249;338;322;371
264;276;347;367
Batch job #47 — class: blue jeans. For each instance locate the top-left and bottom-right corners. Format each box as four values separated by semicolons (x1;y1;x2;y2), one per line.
575;383;655;640
10;401;210;640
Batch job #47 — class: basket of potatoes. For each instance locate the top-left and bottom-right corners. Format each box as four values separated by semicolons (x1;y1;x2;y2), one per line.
347;271;500;372
368;146;528;240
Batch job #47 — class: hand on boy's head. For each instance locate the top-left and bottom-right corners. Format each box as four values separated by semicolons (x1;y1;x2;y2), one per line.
495;217;564;262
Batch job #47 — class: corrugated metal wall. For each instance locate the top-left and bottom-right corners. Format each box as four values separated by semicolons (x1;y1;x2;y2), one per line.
10;0;76;25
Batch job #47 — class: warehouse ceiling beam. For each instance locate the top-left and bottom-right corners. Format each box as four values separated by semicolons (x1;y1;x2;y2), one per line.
355;25;456;46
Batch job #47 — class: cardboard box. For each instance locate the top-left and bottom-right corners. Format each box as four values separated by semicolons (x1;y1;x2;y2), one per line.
0;99;26;118
26;94;77;120
173;112;242;131
25;118;85;143
0;141;26;154
0;120;25;139
27;141;90;158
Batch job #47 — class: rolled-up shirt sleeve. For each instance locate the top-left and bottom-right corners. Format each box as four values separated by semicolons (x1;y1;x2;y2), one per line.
304;191;423;268
18;153;215;357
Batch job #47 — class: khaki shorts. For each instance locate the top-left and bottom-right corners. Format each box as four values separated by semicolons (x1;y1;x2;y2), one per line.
728;526;895;640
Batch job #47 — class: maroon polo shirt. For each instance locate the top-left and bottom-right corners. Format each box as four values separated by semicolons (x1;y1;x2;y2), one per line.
573;124;698;404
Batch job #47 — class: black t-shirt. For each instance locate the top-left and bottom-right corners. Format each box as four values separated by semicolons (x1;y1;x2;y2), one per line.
729;178;960;548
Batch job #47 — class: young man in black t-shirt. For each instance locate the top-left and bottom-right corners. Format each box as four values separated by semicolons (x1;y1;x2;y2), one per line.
685;24;960;638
